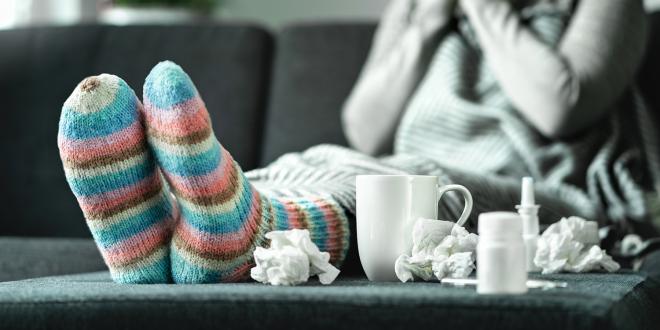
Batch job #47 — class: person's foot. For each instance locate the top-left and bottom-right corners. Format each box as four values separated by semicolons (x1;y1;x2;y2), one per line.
143;61;349;283
58;74;176;283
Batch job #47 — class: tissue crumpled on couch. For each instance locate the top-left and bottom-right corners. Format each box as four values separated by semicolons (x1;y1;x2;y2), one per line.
250;229;340;286
534;216;620;274
395;218;479;282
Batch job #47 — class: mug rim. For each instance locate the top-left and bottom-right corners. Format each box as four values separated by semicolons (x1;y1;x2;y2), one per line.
356;175;437;178
356;174;439;183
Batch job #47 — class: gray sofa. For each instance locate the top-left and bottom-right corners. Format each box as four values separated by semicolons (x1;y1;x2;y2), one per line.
1;17;660;330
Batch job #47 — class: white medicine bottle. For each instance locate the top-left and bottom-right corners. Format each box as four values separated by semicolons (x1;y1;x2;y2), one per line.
477;212;527;294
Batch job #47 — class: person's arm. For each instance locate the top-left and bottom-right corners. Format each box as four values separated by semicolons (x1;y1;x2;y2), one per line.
342;0;456;155
459;0;648;139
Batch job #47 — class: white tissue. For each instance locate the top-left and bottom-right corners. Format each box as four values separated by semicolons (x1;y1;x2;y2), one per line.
534;216;619;274
395;218;479;282
251;229;340;286
395;256;434;282
620;234;644;256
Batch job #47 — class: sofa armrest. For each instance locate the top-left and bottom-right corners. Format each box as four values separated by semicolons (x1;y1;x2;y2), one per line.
640;249;660;279
0;237;106;282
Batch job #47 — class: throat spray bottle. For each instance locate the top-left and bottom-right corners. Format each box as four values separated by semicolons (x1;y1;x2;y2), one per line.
516;177;541;272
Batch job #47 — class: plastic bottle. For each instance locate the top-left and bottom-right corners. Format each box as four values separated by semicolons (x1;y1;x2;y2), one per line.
477;212;528;295
516;177;541;272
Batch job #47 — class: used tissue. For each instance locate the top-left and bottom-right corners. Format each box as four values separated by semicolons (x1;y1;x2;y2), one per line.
251;229;340;286
534;216;620;274
395;218;479;282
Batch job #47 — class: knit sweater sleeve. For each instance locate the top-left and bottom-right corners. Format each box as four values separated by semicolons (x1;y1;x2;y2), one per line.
460;0;648;139
342;0;456;156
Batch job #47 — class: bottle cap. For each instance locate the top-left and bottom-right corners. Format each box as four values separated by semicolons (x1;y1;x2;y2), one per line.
478;212;522;239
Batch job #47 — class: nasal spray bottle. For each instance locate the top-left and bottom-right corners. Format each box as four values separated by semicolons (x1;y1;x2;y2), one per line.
516;177;541;272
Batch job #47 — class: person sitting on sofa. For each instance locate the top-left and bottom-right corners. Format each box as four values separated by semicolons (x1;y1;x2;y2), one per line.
57;0;656;284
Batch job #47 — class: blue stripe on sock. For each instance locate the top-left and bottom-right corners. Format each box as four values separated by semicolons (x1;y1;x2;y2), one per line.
144;61;196;109
153;143;221;177
59;81;138;140
95;195;173;248
170;245;255;283
269;198;290;231
178;175;254;234
298;199;327;251
170;248;221;283
114;253;171;284
68;161;154;197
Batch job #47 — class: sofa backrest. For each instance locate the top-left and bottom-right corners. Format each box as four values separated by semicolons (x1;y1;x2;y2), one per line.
0;24;273;237
259;23;375;166
1;13;659;238
639;12;660;115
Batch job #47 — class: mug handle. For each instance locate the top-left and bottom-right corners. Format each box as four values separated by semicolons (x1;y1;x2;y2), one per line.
437;184;473;227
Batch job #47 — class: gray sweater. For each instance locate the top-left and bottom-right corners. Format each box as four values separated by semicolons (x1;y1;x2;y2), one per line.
247;0;655;230
342;0;647;155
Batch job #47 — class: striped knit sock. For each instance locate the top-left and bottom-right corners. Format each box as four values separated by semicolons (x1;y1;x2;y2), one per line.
143;61;349;283
58;74;176;284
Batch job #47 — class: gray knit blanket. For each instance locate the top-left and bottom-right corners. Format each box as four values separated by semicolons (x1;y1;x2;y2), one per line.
247;3;660;229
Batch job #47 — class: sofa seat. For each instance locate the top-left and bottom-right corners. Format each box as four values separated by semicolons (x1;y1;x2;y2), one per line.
0;237;106;282
0;270;658;330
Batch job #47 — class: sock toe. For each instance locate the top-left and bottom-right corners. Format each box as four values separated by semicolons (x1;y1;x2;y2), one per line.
143;61;197;109
60;74;139;142
58;74;175;284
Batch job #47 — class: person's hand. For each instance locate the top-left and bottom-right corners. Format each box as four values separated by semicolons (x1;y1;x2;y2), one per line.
370;0;455;64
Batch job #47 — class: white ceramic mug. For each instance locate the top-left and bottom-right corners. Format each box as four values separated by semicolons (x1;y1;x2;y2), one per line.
356;175;473;281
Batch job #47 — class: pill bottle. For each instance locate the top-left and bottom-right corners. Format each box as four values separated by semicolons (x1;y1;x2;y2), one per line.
477;212;527;294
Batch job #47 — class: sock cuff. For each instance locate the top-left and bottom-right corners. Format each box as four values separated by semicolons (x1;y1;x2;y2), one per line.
269;196;350;266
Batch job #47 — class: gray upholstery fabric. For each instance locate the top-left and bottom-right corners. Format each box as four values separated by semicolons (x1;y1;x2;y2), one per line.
259;24;375;166
1;16;659;238
0;19;657;330
640;250;660;278
0;271;658;330
639;12;660;116
0;24;272;238
0;238;105;282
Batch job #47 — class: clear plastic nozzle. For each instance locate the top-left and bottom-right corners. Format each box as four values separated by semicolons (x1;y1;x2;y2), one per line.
520;177;536;207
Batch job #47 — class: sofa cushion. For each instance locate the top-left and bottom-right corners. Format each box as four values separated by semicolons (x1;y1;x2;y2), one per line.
0;271;658;330
0;24;272;237
260;23;376;166
0;237;105;282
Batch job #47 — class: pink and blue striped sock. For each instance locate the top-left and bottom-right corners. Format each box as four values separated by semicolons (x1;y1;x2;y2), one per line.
143;61;350;283
58;74;176;284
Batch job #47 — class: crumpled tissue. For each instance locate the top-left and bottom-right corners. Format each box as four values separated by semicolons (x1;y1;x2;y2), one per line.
395;218;479;282
534;216;620;274
250;229;340;286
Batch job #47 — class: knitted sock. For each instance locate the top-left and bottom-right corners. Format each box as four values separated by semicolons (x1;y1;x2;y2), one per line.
58;74;176;284
143;61;350;283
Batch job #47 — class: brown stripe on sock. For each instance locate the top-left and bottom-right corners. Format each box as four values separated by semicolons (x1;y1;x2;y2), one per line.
172;228;256;262
323;203;346;265
84;183;163;220
244;192;271;240
255;196;278;251
173;161;243;207
287;201;311;231
62;144;147;170
173;196;265;261
148;126;212;146
109;230;171;269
